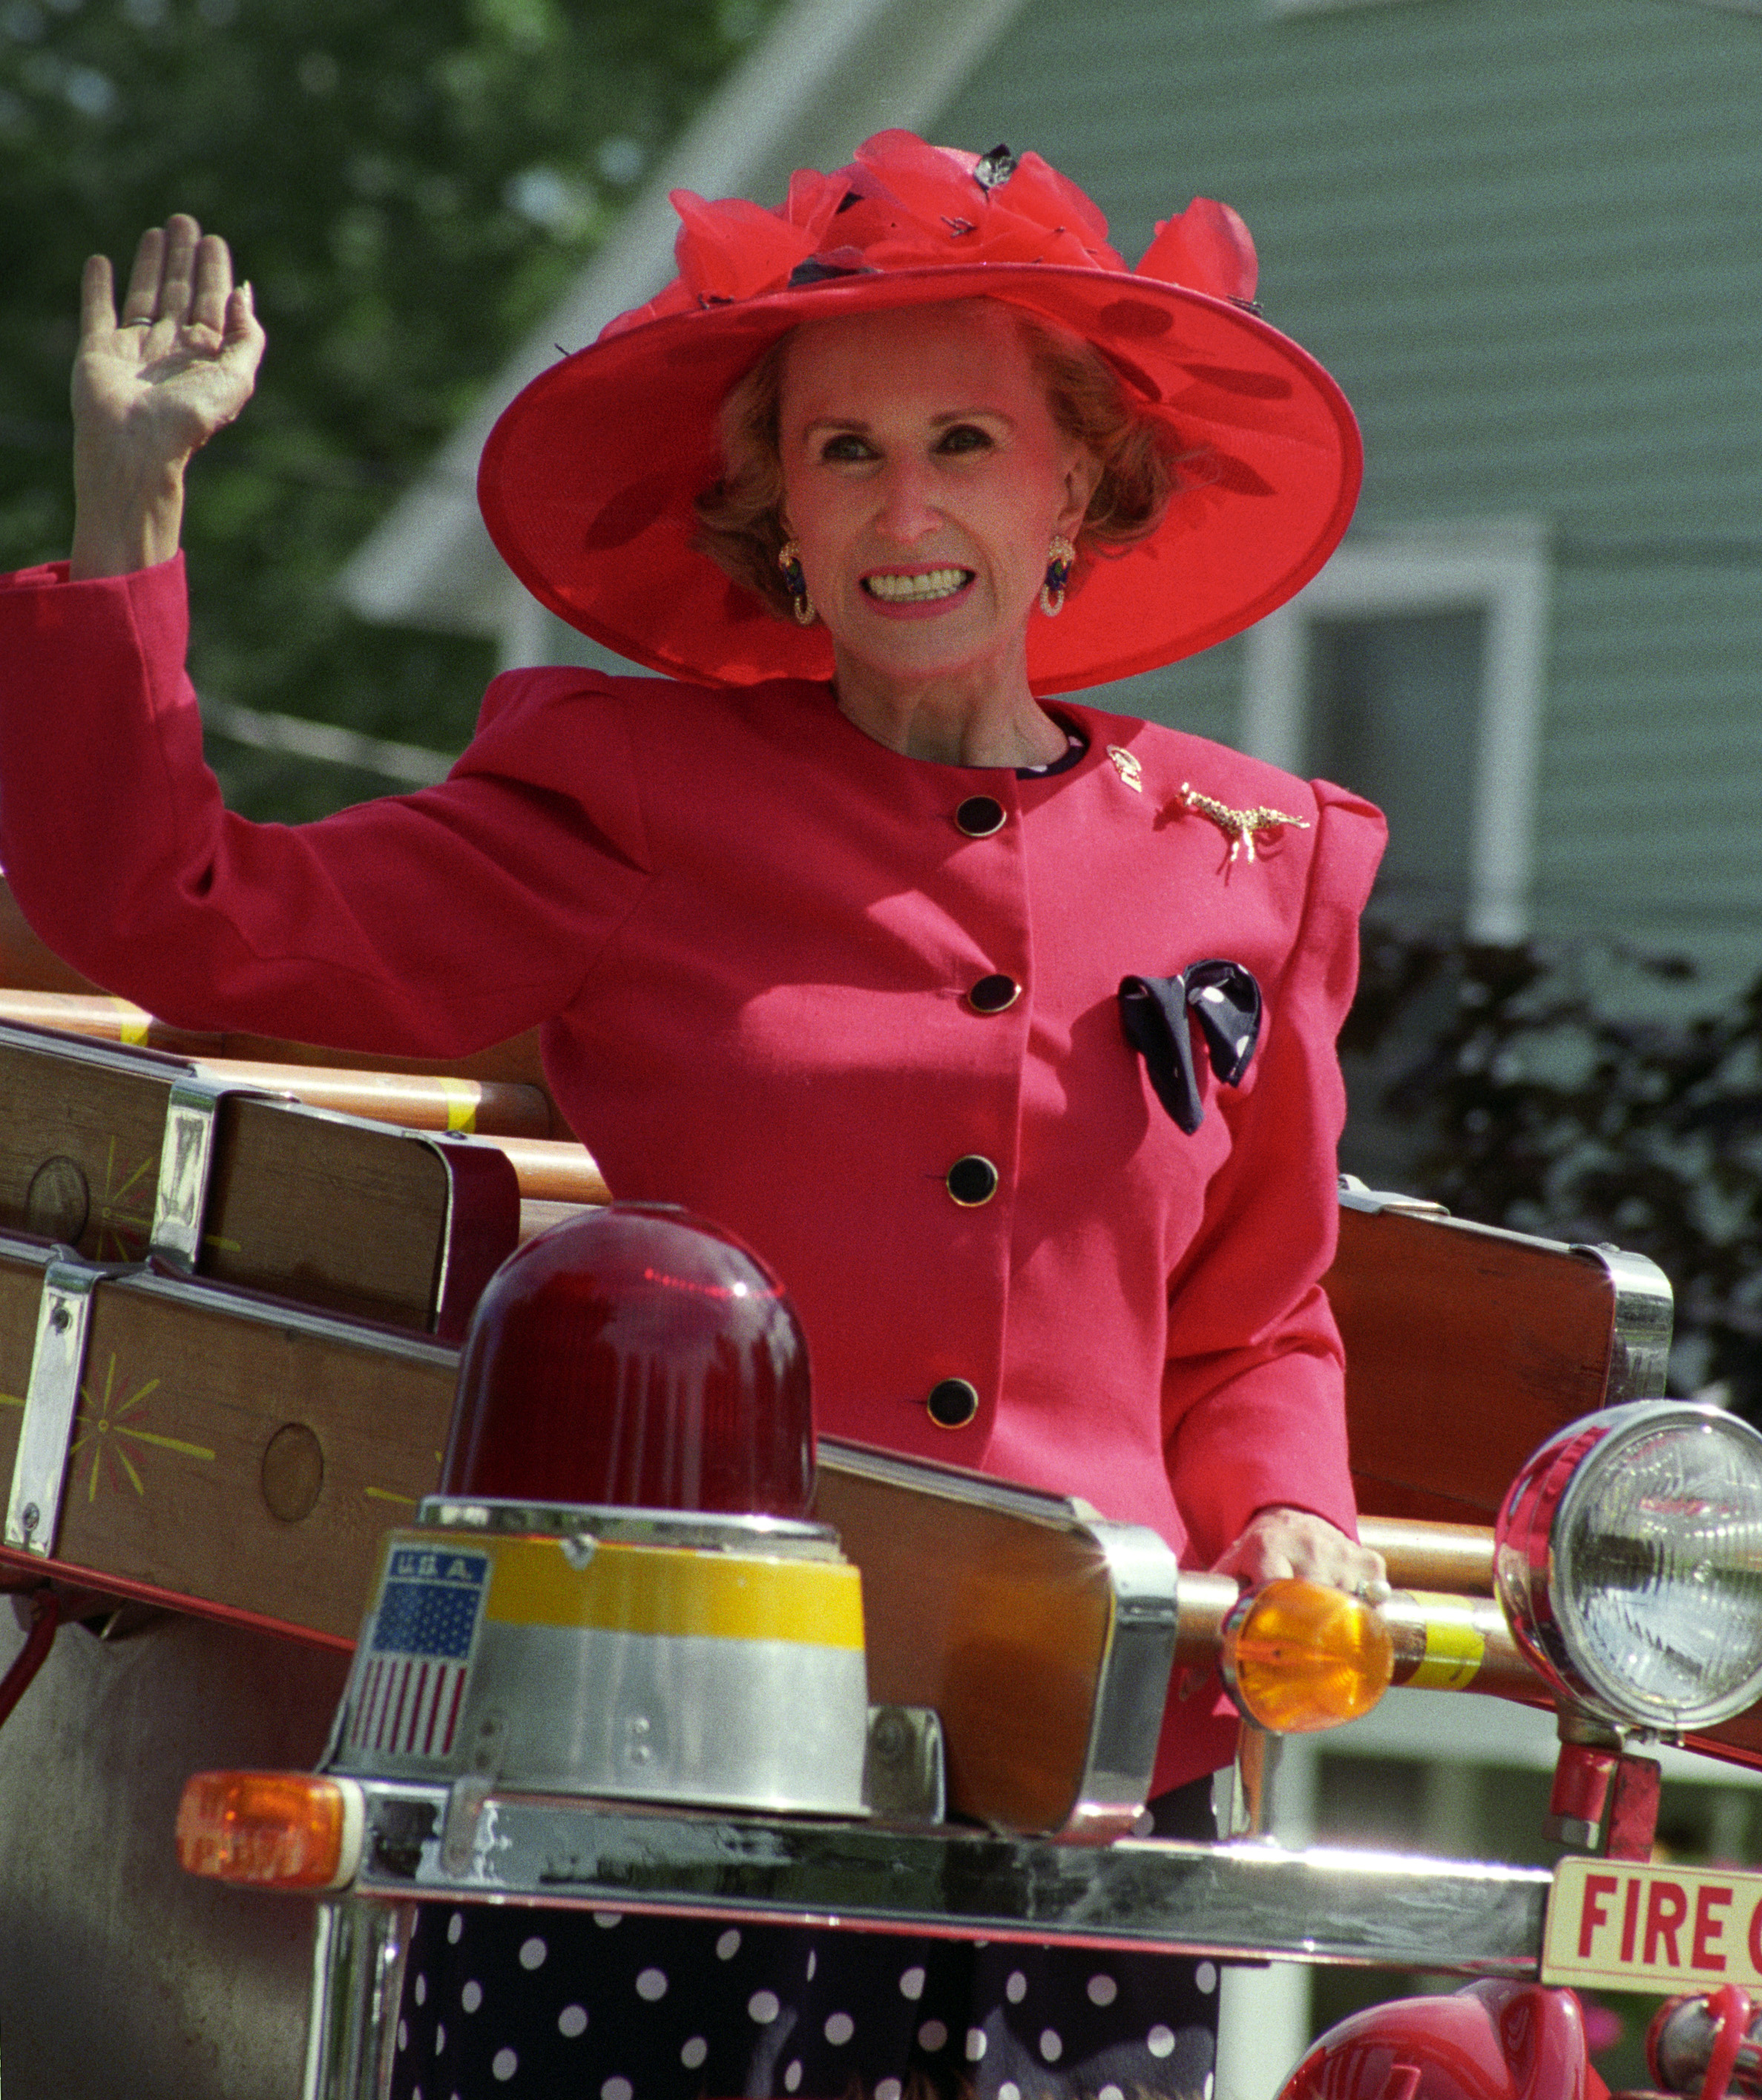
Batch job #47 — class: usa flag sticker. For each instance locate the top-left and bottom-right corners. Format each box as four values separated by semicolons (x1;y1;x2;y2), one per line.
346;1547;490;1762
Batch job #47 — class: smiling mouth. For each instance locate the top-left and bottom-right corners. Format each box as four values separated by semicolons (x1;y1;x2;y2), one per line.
861;567;974;605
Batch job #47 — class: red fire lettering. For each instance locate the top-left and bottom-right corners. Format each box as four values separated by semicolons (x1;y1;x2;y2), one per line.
1747;1895;1762;1973
1622;1877;1642;1963
1645;1880;1689;1966
1693;1885;1732;1972
1579;1873;1619;1960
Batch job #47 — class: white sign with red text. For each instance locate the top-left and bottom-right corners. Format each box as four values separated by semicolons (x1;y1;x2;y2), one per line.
1545;1857;1762;1992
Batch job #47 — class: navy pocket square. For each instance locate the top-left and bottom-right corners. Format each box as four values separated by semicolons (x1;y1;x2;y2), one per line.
1118;961;1263;1133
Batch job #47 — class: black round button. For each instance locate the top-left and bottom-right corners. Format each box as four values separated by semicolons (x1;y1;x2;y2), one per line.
927;1378;980;1429
946;1155;999;1207
954;795;1006;839
967;974;1020;1015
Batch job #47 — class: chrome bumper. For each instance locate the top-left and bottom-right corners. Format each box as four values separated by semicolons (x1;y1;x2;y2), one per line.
303;1784;1552;2100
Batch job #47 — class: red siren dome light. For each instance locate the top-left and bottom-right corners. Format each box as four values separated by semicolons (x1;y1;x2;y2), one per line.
442;1203;815;1517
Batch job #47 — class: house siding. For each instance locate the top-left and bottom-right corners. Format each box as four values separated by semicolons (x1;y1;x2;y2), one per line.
935;0;1762;973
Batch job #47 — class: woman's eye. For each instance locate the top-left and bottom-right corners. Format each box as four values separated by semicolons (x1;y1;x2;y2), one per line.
819;433;873;462
937;424;993;455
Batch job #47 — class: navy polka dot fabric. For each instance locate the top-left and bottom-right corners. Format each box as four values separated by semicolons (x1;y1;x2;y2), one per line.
388;1785;1219;2100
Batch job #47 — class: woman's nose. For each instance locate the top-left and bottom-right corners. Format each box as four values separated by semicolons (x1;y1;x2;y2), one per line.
872;458;941;542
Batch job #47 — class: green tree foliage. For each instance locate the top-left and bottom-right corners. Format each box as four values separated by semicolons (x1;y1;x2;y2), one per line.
0;0;773;815
1345;927;1762;1420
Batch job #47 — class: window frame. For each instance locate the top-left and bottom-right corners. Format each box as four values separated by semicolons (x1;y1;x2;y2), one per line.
1241;519;1551;942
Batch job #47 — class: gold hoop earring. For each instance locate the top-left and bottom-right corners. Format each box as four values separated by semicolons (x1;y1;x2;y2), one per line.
1039;534;1077;618
778;539;815;626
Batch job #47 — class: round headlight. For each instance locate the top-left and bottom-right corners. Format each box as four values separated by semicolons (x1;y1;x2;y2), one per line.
1496;1402;1762;1731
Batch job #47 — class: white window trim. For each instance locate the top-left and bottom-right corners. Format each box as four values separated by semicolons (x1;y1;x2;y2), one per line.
1242;519;1551;944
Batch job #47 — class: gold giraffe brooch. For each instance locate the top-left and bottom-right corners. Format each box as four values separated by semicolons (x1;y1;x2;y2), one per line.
1177;781;1310;864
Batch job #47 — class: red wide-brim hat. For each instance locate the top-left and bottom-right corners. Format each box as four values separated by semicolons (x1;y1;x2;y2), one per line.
478;131;1361;694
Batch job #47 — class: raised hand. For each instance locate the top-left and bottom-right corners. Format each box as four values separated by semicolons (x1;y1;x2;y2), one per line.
70;215;266;579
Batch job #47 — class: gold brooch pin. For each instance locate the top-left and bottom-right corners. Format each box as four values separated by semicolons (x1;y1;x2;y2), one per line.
1177;781;1310;864
1108;746;1143;793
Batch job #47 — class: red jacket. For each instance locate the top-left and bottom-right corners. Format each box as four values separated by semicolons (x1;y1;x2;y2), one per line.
0;557;1385;1789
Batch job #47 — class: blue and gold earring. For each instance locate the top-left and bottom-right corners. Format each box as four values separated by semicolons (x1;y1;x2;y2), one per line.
778;539;815;626
1040;534;1076;617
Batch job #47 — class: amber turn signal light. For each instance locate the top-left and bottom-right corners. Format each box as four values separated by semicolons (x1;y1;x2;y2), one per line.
1220;1578;1394;1733
176;1770;364;1891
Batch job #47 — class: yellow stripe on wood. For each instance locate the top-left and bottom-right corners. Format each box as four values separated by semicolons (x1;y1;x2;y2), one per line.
108;997;153;1046
437;1077;478;1134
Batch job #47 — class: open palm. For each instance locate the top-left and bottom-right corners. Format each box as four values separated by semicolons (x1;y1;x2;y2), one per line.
73;214;264;470
69;214;265;577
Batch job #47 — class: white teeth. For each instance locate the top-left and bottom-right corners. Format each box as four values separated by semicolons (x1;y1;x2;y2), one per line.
864;568;970;603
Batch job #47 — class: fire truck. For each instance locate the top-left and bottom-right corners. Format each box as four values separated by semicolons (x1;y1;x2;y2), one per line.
1;896;1760;2100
